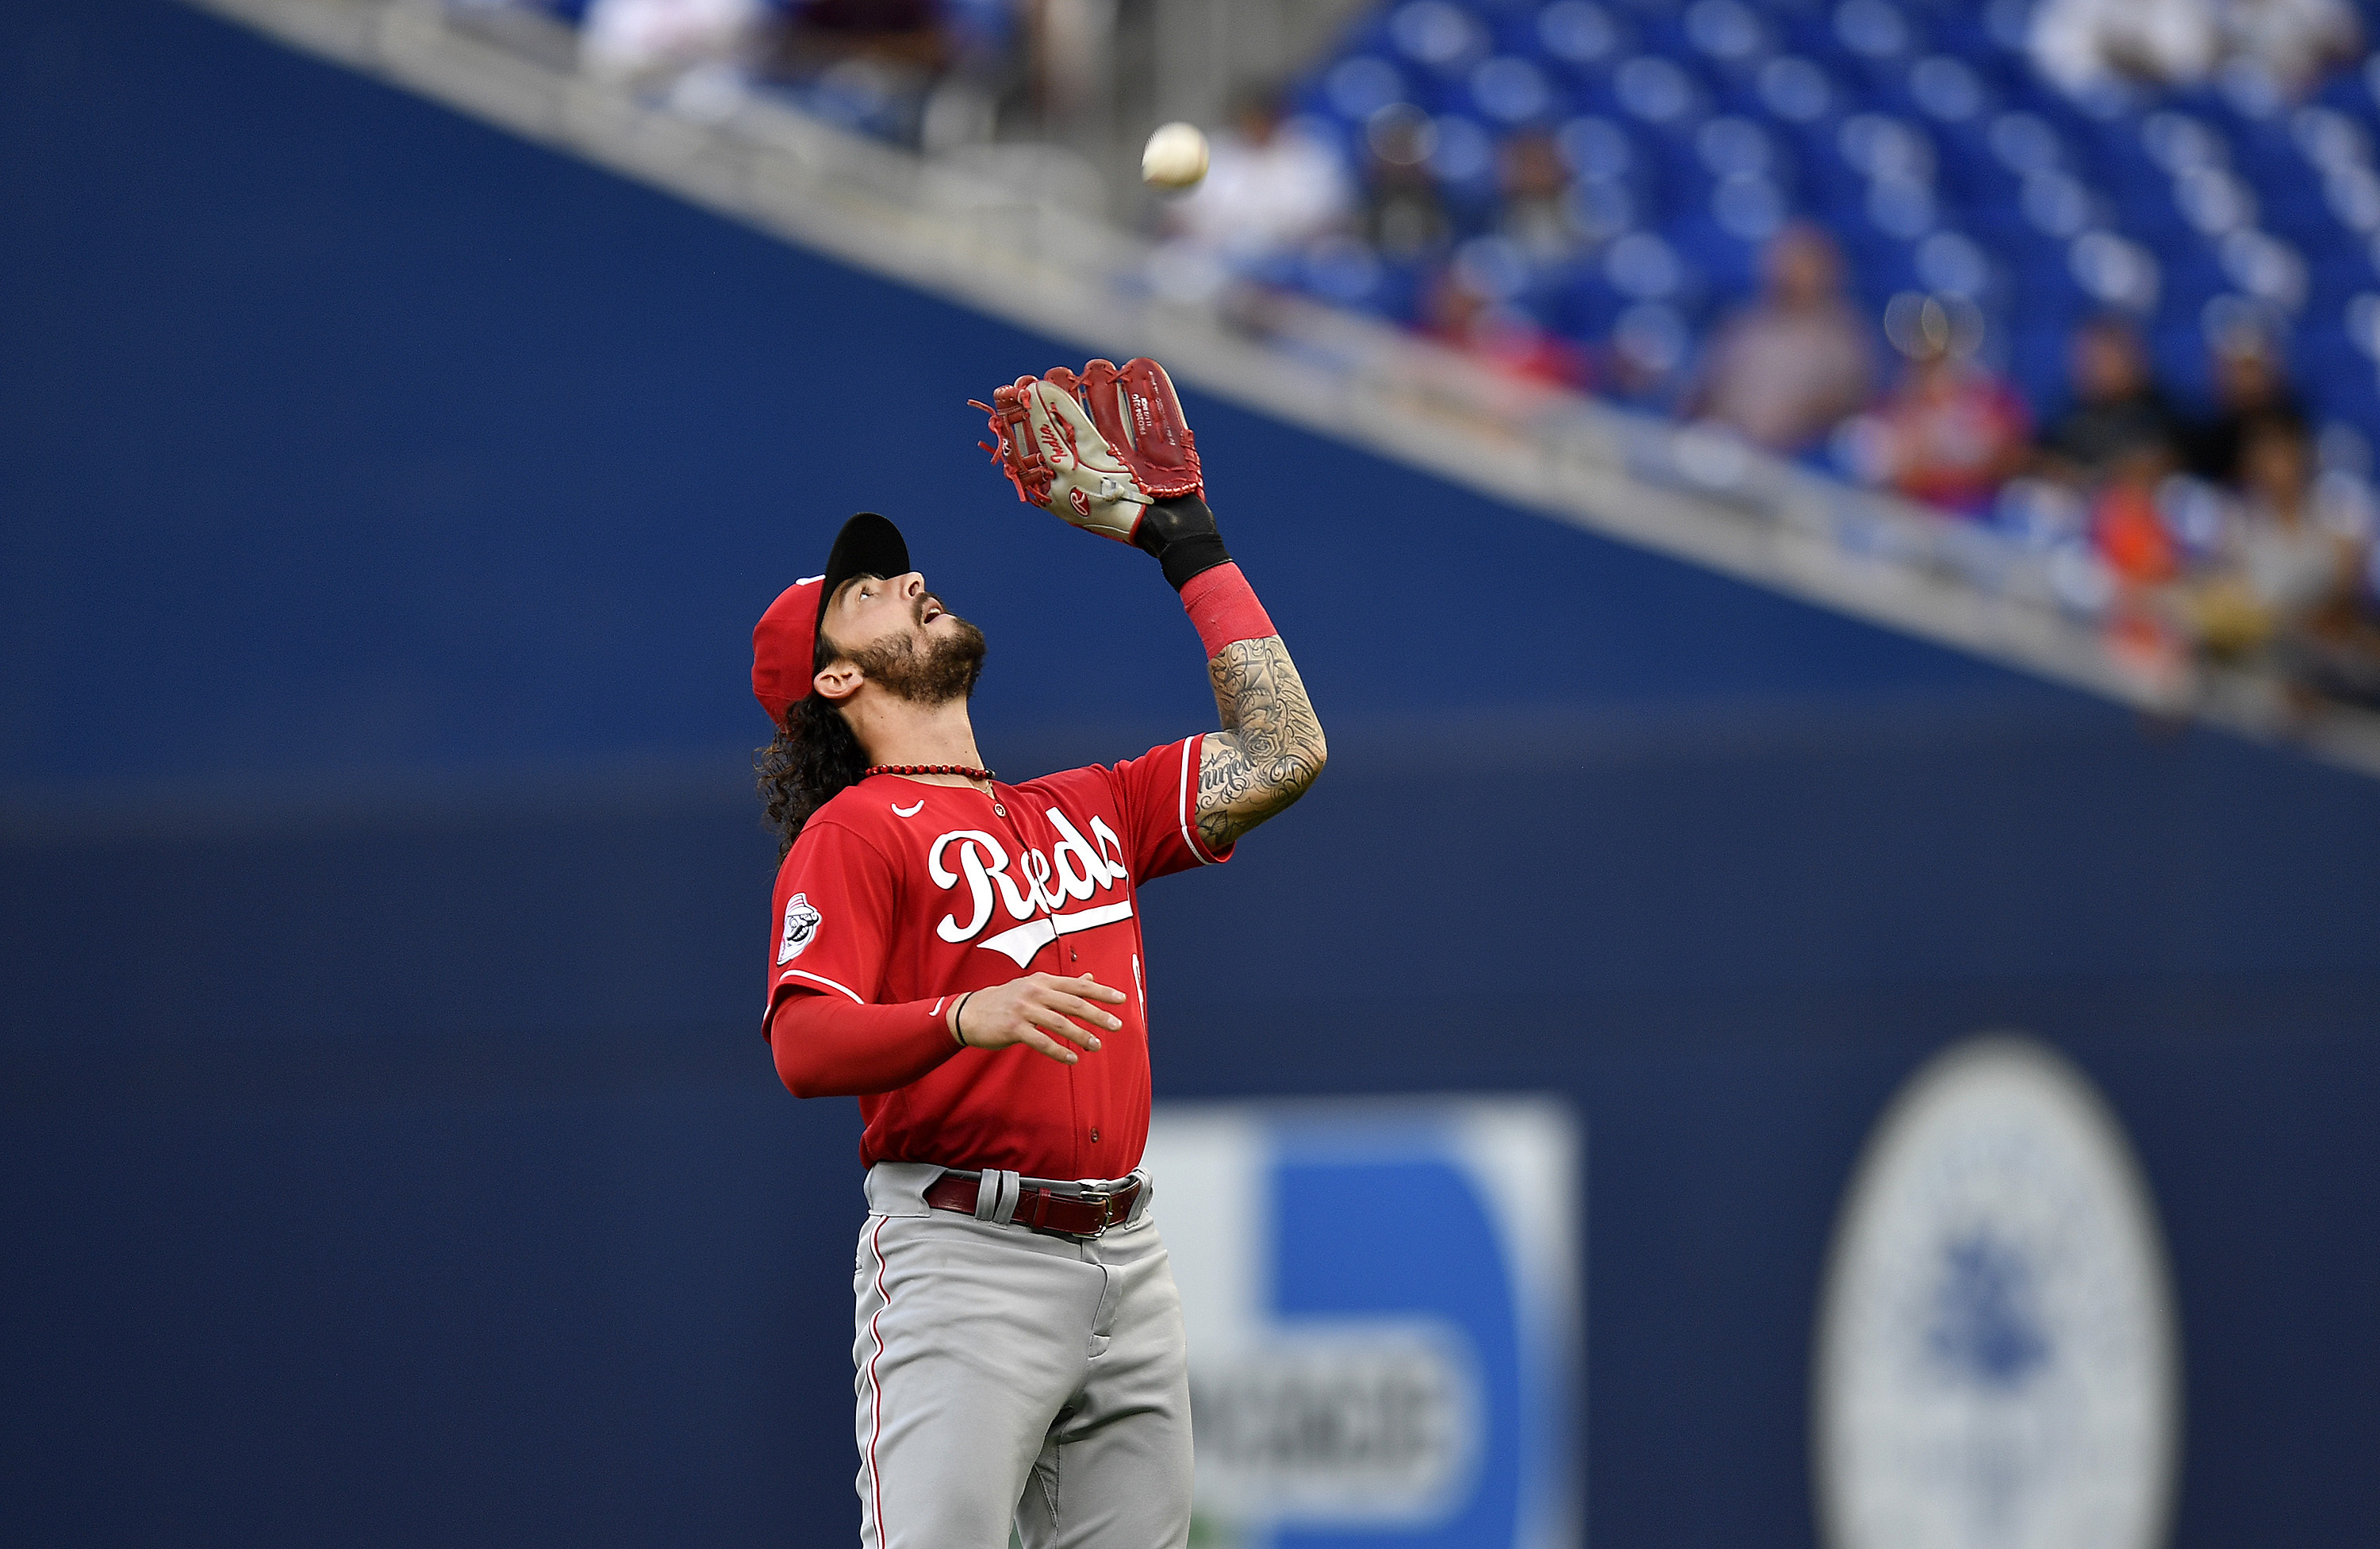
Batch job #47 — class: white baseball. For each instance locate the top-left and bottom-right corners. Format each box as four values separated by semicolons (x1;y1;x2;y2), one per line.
1141;122;1210;190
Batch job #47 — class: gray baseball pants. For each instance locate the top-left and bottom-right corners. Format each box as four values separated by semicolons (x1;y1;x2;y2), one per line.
850;1162;1194;1549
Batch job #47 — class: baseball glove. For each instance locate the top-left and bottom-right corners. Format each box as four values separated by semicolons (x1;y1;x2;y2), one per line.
973;357;1203;544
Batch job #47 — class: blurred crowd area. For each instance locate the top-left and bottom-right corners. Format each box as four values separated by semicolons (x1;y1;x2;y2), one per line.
454;0;1130;153
459;0;2380;711
1173;0;2380;711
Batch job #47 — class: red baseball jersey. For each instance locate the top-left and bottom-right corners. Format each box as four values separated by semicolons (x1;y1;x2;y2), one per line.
764;737;1230;1180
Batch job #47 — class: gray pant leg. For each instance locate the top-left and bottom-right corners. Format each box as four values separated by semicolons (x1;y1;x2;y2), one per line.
852;1191;1104;1549
1013;1218;1196;1549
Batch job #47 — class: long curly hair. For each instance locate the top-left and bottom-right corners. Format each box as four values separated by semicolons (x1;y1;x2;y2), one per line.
755;690;869;860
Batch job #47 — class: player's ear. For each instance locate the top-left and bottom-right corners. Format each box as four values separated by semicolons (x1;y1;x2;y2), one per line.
813;658;864;702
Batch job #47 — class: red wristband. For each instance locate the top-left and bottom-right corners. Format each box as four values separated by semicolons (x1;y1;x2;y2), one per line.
1180;563;1276;659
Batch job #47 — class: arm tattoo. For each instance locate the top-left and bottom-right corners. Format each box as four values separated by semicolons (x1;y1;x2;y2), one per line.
1195;635;1327;851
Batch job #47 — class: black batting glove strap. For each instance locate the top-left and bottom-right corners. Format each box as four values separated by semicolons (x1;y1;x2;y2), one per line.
1133;495;1232;590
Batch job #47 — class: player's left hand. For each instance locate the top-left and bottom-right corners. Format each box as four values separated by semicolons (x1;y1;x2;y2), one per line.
972;358;1204;544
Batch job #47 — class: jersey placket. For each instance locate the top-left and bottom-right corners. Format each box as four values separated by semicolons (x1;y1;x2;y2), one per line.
979;782;1099;1173
980;786;1081;972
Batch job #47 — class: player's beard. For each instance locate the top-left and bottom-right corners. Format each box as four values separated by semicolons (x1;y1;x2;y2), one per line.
846;601;985;707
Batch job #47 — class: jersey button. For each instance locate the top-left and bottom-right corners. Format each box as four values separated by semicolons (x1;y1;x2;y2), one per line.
1090;1128;1100;1143
992;803;1007;817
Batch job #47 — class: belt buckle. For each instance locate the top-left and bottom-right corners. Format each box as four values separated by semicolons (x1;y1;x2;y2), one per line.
1073;1188;1114;1238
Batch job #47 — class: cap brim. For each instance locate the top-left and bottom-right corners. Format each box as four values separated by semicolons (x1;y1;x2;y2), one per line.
816;512;912;653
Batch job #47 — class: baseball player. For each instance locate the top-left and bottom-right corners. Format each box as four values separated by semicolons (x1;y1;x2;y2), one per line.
749;357;1325;1549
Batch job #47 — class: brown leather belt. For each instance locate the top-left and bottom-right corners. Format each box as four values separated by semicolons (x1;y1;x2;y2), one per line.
923;1170;1144;1240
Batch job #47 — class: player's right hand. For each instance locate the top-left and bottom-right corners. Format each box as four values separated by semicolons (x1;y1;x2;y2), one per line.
950;972;1127;1065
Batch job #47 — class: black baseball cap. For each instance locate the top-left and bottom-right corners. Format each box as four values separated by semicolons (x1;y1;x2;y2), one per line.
817;512;912;651
750;512;912;726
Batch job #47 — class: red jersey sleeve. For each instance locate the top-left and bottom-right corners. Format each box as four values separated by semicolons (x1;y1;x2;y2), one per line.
769;994;958;1098
763;817;900;1022
1107;734;1234;882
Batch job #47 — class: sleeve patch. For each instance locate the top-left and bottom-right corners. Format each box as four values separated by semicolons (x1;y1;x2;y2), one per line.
777;892;823;964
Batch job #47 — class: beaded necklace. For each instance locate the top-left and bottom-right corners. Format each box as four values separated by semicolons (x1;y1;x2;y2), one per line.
862;763;996;783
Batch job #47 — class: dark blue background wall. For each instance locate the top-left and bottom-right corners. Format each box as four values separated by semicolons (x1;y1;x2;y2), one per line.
5;4;2376;1545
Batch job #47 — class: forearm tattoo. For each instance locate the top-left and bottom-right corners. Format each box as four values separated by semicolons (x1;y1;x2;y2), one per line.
1196;635;1327;851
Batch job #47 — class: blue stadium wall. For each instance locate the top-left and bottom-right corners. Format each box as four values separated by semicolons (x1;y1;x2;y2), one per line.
4;3;2376;1545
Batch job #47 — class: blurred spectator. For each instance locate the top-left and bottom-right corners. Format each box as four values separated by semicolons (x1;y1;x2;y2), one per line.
2232;416;2358;615
777;0;946;63
916;0;1028;152
758;0;1023;148
1163;91;1353;266
1423;269;1591;390
2030;0;2358;100
2186;329;2307;485
2052;318;2191;591
1033;0;1114;128
1361;106;1452;262
1686;225;1875;454
2186;417;2378;693
1497;131;1576;263
2030;0;2220;97
1855;298;2032;517
2091;434;2192;690
2093;448;2183;585
2223;0;2363;96
2036;317;2188;486
582;0;763;83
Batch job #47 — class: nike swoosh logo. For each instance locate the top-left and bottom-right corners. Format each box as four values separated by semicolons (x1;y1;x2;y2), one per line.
891;800;925;817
